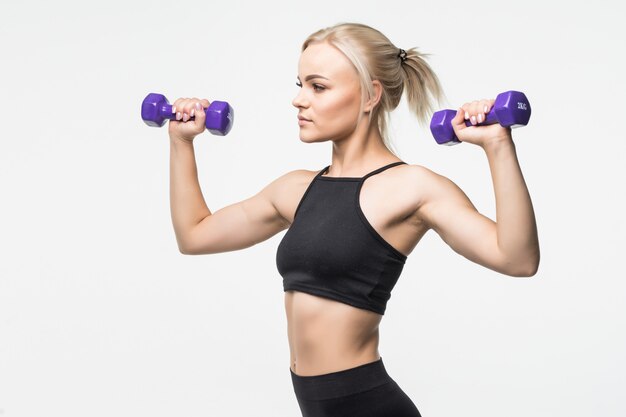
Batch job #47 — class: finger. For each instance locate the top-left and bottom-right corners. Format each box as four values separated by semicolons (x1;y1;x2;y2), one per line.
451;107;467;132
477;98;490;122
192;101;205;130
483;98;495;114
182;99;197;122
472;100;485;124
173;98;190;121
463;102;478;125
183;98;200;122
172;97;184;111
188;98;205;118
186;98;199;118
171;98;183;117
467;101;479;125
476;98;496;123
479;99;489;114
461;103;470;121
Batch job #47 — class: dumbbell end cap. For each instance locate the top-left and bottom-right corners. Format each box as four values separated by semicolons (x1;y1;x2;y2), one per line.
494;90;531;127
141;93;169;127
206;101;234;136
430;109;460;145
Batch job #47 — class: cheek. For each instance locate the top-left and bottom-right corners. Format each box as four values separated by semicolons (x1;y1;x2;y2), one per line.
317;91;361;128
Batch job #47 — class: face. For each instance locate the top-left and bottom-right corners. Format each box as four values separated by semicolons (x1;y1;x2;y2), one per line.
292;42;363;143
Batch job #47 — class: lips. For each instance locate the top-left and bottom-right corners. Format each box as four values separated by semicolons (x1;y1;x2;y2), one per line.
298;115;311;121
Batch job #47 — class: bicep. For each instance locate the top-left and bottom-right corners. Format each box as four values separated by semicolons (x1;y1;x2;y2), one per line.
182;180;290;255
420;172;508;274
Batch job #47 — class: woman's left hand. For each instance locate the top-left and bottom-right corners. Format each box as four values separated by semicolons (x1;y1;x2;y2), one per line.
451;98;513;148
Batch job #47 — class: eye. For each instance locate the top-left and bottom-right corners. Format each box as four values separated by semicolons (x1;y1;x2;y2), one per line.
295;81;325;92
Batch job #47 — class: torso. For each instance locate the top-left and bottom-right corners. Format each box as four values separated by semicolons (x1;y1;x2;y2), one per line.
276;162;430;376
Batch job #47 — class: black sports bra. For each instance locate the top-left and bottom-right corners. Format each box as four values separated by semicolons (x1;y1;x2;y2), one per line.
275;161;408;315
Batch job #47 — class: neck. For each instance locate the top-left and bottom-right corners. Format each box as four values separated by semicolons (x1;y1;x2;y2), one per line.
326;117;400;177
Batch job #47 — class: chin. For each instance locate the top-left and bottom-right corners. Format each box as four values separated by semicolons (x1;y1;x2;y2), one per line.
298;131;326;143
299;135;333;144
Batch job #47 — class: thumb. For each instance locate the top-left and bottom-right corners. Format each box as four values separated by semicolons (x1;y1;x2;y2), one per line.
452;107;465;125
451;107;466;134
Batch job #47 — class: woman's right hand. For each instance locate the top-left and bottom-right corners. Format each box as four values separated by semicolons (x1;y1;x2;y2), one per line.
168;97;211;143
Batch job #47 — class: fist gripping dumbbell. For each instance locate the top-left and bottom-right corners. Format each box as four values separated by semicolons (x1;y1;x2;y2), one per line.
429;90;531;145
141;93;234;136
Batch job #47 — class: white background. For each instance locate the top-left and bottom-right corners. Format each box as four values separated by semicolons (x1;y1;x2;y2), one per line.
1;0;624;416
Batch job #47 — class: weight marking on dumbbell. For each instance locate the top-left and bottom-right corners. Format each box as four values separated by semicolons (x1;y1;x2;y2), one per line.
518;102;528;110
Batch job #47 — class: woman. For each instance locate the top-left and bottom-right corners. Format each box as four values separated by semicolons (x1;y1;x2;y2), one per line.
167;22;539;417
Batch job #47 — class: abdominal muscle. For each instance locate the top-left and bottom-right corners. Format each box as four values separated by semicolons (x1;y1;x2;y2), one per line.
285;289;383;376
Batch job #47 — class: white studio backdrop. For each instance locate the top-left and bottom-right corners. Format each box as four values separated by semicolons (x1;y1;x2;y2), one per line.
1;0;624;416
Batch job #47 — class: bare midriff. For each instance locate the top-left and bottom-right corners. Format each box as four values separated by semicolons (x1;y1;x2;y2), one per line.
285;289;383;377
281;165;429;377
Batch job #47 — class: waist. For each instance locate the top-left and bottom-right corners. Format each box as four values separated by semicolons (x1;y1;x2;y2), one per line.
285;290;381;349
289;356;392;401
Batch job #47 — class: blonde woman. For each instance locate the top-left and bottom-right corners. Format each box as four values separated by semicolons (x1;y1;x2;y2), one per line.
167;22;539;417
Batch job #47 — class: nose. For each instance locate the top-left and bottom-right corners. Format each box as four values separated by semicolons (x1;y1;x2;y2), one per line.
292;88;308;109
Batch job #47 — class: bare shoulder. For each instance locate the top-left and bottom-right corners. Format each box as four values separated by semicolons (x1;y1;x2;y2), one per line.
403;164;476;229
392;163;441;205
271;167;320;187
392;163;471;222
265;167;319;195
401;163;443;182
265;167;323;225
401;163;464;195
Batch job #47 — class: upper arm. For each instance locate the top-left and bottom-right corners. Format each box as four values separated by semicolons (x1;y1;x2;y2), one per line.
418;168;523;276
180;172;292;255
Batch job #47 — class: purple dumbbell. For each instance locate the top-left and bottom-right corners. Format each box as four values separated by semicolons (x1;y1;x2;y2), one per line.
429;90;531;145
141;92;234;136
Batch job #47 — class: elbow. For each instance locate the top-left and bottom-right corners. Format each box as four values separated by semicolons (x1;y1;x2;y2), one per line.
174;233;192;255
179;246;192;255
178;241;196;255
180;248;202;256
176;234;198;255
516;263;539;277
510;254;540;277
179;242;215;256
525;249;541;277
527;259;540;277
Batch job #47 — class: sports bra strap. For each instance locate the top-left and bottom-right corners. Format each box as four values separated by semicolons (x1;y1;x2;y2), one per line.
317;165;332;178
318;161;407;179
361;161;407;181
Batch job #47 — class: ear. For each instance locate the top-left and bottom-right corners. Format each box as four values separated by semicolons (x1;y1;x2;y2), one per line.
363;80;383;113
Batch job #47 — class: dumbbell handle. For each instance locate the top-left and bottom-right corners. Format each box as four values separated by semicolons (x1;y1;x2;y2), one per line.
464;108;499;127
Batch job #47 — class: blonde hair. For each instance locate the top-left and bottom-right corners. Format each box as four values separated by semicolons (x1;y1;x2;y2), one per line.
302;22;444;156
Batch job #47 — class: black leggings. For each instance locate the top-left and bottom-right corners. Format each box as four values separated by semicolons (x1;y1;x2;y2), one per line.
289;356;422;417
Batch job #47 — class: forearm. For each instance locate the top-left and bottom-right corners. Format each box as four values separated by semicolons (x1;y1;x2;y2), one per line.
484;136;539;274
169;137;211;250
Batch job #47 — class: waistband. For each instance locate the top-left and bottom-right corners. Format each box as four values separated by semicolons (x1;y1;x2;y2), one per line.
289;357;393;401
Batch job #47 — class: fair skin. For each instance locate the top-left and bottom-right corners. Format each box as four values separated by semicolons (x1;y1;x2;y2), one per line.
167;41;539;376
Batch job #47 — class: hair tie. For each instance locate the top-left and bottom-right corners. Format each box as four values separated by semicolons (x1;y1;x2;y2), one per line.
398;48;408;63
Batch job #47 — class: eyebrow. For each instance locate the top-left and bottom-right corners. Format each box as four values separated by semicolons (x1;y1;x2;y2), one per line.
297;74;329;81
